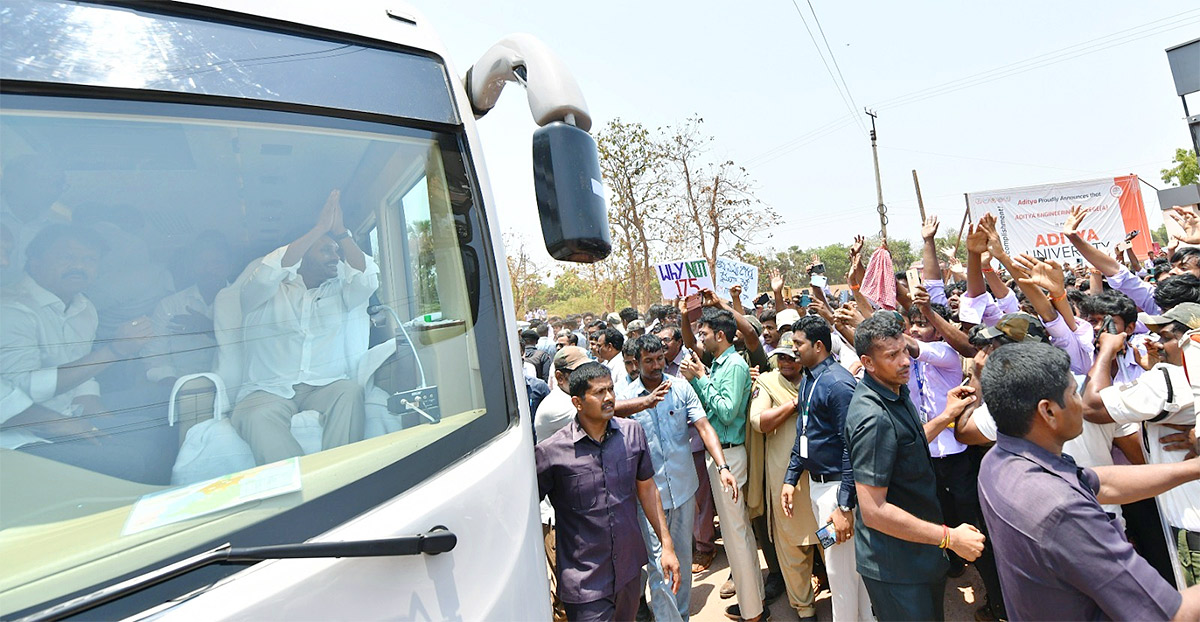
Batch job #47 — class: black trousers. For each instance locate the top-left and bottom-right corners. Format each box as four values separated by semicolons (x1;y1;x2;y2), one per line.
932;451;1004;610
863;576;946;622
1122;497;1176;584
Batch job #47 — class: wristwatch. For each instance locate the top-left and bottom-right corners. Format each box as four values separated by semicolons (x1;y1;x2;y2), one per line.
330;230;351;241
717;464;731;473
837;505;852;513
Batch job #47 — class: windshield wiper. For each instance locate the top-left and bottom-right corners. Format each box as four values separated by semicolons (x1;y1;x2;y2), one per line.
18;527;457;622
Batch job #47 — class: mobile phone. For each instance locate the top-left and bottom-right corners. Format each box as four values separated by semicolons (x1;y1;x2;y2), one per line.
811;262;826;275
905;267;922;289
753;292;771;307
799;294;812;307
1101;316;1120;335
810;274;828;288
816;521;837;549
685;294;702;324
1124;230;1140;242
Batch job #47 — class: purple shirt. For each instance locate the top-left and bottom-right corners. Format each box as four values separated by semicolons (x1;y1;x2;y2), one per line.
1105;266;1161;315
978;433;1182;621
906;340;966;458
535;416;655;603
1045;313;1094;375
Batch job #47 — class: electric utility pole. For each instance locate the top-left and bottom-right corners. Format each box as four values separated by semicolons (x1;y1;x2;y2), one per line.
866;108;887;240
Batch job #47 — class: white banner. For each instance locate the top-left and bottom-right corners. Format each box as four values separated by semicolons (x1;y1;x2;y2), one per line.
654;258;713;301
715;257;758;308
967;175;1150;263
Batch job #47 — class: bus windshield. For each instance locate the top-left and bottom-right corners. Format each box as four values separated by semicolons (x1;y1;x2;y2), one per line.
0;90;512;617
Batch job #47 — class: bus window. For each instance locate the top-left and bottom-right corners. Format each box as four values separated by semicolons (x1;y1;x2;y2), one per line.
0;96;512;614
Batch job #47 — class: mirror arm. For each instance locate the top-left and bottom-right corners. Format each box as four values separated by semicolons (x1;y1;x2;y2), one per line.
465;34;592;132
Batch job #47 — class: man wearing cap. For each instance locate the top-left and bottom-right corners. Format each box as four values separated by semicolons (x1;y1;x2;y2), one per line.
536;346;590;443
976;342;1200;620
749;330;820;621
626;319;647;341
616;334;736;621
781;316;873;622
1084;302;1200;587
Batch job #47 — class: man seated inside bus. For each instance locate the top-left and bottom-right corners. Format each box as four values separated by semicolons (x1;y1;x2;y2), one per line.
0;224;160;482
231;190;378;465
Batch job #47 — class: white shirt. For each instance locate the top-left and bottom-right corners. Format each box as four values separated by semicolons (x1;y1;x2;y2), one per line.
144;284;219;383
535;384;577;525
1100;350;1200;531
237;245;379;401
534;385;575;444
0;275;101;448
971;387;1139;521
605;353;623;385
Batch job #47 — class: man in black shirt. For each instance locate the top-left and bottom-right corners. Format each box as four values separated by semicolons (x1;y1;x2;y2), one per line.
844;313;982;621
781;316;873;621
522;329;552;382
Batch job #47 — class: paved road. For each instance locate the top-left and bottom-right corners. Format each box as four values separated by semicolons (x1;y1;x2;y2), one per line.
687;544;987;621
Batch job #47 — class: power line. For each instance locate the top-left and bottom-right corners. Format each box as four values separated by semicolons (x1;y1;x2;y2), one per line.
807;0;860;117
787;0;869;137
871;10;1200;110
742;113;858;166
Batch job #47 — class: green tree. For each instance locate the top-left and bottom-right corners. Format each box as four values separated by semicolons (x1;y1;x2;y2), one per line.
1161;148;1199;187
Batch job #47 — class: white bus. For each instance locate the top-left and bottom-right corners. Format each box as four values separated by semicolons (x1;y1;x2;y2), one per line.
0;1;609;619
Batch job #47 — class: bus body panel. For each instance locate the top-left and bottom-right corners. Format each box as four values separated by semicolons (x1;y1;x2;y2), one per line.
1;0;555;618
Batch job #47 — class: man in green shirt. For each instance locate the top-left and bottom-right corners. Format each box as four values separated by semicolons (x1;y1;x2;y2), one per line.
680;307;764;621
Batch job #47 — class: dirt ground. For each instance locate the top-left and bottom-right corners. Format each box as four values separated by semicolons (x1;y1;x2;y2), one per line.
687;543;987;621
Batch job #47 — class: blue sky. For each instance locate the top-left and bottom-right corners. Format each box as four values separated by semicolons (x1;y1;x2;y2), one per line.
414;1;1196;264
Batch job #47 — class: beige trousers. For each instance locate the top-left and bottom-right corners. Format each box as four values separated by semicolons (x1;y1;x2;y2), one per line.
708;445;765;619
232;380;365;464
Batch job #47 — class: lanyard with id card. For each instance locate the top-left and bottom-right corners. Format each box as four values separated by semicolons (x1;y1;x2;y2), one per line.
798;367;830;458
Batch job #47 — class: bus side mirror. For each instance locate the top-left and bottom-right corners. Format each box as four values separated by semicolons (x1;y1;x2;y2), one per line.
532;122;611;263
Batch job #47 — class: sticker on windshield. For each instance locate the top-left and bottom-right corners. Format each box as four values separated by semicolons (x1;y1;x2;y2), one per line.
123;459;302;536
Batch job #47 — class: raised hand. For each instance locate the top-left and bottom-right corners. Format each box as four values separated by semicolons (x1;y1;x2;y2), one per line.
770;268;785;292
1014;254;1065;294
809;298;834;323
1169;206;1200;244
646;379;671;407
1063;205;1087;236
834;305;863;328
965;223;989;256
921;215;940;240
316;189;340;233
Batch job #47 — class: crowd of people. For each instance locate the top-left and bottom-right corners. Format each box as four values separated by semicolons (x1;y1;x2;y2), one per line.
529;206;1200;621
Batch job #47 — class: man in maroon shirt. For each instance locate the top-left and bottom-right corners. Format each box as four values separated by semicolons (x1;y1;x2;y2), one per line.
536;362;680;621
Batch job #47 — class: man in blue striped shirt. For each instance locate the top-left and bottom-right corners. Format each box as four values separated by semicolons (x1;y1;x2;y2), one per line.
616;334;735;621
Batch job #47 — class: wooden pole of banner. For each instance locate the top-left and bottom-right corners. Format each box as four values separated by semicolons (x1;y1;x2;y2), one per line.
953;193;973;255
912;170;926;222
